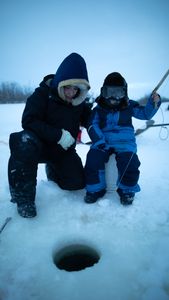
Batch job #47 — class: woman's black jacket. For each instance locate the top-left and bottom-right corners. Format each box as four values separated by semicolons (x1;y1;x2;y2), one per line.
22;76;91;146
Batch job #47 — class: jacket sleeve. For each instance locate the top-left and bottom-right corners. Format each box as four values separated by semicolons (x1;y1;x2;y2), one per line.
87;108;106;146
22;87;62;144
132;95;161;120
80;101;93;129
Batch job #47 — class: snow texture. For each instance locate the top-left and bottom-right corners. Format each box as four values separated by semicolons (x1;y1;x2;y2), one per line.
0;103;169;300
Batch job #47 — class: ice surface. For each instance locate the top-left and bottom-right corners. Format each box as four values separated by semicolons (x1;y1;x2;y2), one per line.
0;103;169;300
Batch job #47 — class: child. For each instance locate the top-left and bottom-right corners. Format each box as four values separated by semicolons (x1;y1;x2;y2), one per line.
84;72;161;205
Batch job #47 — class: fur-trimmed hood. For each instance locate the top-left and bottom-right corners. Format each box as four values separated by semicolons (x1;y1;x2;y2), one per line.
50;53;90;106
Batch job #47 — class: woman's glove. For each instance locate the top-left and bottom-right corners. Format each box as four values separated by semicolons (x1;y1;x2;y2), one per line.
58;129;75;150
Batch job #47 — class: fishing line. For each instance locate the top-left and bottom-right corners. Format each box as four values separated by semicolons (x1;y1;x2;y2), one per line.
116;152;136;190
106;152;136;193
158;106;169;140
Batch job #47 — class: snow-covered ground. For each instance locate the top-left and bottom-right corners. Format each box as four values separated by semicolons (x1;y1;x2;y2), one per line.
0;102;169;300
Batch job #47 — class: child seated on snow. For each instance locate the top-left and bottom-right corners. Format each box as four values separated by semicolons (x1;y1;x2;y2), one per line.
84;72;161;205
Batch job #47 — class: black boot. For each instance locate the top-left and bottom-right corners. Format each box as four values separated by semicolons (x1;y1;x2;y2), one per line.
8;131;38;216
117;188;135;205
17;202;37;218
84;189;106;204
120;194;134;205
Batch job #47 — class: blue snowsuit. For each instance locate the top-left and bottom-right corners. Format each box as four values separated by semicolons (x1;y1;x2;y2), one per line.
85;95;161;194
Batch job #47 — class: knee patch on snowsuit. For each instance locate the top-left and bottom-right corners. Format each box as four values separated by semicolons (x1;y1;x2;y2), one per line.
85;149;109;185
86;149;109;168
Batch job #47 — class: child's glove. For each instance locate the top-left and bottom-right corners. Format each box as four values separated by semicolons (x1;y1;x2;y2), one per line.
58;129;75;150
97;143;106;150
151;92;161;109
93;140;106;151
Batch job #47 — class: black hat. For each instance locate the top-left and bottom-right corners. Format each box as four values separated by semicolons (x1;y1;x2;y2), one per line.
103;72;127;87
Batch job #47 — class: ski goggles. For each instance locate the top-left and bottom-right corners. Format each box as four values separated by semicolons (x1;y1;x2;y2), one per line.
101;86;126;100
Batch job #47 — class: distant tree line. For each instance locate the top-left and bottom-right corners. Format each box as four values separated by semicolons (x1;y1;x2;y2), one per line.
0;82;33;103
0;81;168;105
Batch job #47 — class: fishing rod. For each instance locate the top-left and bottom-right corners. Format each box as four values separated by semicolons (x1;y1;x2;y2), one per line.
135;121;169;136
152;69;169;93
147;122;169;128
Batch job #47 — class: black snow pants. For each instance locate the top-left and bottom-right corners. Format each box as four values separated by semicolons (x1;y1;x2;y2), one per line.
8;130;85;205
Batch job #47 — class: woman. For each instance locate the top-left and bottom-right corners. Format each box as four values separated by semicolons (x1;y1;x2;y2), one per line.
8;53;91;218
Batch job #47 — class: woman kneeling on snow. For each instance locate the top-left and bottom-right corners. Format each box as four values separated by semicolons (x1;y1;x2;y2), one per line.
8;53;91;218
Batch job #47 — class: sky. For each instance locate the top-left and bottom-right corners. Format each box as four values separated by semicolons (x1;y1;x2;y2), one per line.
1;0;169;99
0;103;169;300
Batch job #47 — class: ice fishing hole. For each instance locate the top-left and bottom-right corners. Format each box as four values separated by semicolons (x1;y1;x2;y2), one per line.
53;244;100;272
